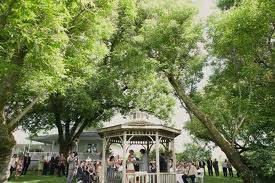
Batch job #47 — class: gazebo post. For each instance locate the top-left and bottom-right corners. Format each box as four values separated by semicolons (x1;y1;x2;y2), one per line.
156;131;160;183
172;139;176;172
147;141;150;157
122;131;127;183
101;138;106;183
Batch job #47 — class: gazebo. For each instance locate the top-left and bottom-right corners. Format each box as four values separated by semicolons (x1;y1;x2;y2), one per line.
98;112;181;183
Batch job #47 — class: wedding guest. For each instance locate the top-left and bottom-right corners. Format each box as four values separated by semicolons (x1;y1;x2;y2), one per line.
9;154;17;177
160;152;167;172
213;158;219;176
49;156;55;175
107;155;116;182
15;156;23;179
228;162;233;177
199;160;206;174
67;152;78;183
222;159;228;177
38;155;44;175
139;149;148;172
22;153;31;175
207;157;213;176
43;153;51;175
183;162;197;183
58;153;66;176
96;161;103;183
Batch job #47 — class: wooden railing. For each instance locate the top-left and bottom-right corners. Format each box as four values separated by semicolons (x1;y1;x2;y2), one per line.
124;172;176;183
160;173;176;183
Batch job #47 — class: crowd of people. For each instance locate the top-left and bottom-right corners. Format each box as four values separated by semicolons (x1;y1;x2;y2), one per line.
176;162;199;183
176;157;238;183
9;153;31;179
9;151;237;183
39;152;67;176
202;157;236;177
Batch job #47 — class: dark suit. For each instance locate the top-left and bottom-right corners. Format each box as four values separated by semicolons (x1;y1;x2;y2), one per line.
159;155;167;172
199;160;206;173
207;159;213;176
22;156;31;175
213;160;219;176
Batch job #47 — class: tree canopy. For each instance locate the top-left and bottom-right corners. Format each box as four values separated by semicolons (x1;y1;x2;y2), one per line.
1;0;274;182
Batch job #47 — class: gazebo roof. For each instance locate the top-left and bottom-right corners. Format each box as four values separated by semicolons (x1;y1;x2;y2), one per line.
98;121;180;135
98;112;181;139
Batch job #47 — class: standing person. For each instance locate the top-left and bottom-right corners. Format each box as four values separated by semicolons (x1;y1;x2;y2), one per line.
43;153;51;175
185;162;197;183
199;159;206;174
222;159;228;177
76;161;86;183
107;156;115;183
227;162;233;177
139;149;148;183
179;162;188;183
126;150;136;183
15;156;23;179
67;152;79;183
22;153;31;175
49;156;55;175
213;158;219;176
96;161;103;183
134;157;140;172
206;157;213;176
38;155;44;175
58;153;66;176
139;149;148;172
159;152;168;172
149;162;156;173
9;154;17;178
54;155;60;176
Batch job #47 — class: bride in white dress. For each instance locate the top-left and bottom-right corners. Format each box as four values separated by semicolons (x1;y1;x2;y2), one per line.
126;150;136;183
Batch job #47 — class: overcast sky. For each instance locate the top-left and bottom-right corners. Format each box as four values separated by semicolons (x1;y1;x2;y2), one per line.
13;0;226;159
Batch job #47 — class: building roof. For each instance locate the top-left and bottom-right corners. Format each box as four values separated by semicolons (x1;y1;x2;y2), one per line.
30;130;101;144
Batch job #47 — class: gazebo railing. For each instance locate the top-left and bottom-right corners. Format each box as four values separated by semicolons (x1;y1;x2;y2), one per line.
123;172;176;183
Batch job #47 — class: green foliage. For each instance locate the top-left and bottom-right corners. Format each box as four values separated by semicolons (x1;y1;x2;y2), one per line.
176;143;211;162
185;0;275;180
217;0;242;10
20;0;177;145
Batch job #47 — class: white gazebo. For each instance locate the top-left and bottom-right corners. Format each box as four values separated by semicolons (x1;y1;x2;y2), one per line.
98;112;181;183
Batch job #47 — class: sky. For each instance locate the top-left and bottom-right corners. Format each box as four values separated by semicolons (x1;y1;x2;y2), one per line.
12;0;226;159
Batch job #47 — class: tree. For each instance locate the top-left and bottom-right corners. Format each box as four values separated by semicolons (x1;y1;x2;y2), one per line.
20;0;176;158
176;142;211;162
184;0;275;181
0;0;69;181
106;0;274;182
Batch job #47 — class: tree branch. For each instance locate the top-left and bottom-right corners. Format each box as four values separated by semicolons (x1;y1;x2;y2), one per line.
7;97;40;132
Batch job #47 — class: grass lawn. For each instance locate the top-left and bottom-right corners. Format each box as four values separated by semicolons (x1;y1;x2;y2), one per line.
204;175;242;183
8;172;242;183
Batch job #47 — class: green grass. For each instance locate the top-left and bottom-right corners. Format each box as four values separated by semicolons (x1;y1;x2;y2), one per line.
8;172;242;183
204;175;242;183
8;172;67;183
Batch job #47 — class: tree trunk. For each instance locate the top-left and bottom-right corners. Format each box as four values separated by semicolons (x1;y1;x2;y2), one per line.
59;143;71;159
0;125;16;183
168;75;254;183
